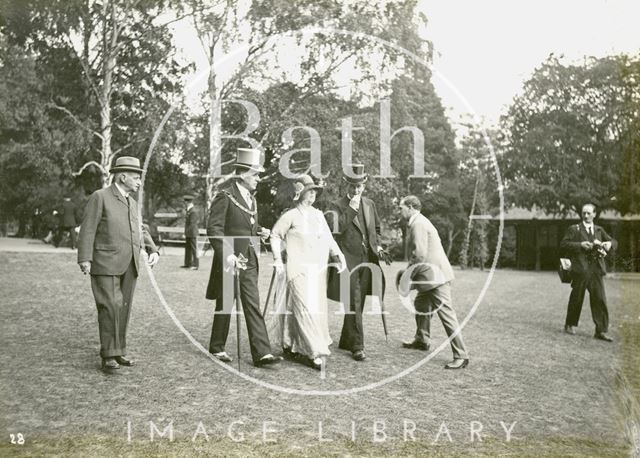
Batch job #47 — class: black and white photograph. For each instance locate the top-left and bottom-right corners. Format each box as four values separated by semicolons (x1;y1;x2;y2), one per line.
1;0;639;456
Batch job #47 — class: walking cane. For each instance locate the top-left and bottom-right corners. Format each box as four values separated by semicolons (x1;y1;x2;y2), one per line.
233;254;248;371
262;267;276;317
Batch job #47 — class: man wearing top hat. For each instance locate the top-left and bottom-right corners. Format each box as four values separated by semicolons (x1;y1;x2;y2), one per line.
325;164;387;361
181;194;200;270
77;156;159;371
205;148;282;367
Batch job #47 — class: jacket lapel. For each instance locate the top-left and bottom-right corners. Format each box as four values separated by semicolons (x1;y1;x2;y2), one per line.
110;184;129;208
230;182;255;227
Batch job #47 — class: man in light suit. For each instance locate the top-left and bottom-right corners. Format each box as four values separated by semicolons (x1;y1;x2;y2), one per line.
206;148;281;367
561;203;617;341
78;156;159;371
397;195;469;369
182;194;200;270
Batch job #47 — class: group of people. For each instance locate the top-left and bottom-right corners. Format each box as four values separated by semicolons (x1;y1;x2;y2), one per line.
75;149;617;374
204;148;470;371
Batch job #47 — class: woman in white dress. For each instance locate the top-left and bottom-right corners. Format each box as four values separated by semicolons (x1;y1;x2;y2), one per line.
270;175;346;370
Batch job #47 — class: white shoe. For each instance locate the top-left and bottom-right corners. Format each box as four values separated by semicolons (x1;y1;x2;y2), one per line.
213;352;233;363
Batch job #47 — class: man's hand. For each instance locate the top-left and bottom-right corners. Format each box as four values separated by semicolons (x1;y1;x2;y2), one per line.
226;254;238;270
580;241;594;251
258;227;271;241
336;253;348;273
147;252;159;268
601;241;612;251
273;259;285;276
79;261;91;275
378;247;392;266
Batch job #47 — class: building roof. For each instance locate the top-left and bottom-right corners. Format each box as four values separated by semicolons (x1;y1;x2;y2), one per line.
487;206;640;222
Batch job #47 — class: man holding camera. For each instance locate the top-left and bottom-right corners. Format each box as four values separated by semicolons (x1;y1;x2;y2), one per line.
561;203;617;341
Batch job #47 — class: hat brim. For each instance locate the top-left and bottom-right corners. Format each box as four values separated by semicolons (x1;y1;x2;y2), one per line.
235;164;265;173
342;175;368;184
110;166;144;174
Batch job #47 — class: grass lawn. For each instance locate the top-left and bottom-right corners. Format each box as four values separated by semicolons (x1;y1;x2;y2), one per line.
1;251;639;457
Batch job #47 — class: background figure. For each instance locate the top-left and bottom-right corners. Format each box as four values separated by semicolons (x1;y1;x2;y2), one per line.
270;175;346;370
56;195;78;249
561;203;617;341
397;195;469;369
77;156;159;371
205;148;281;367
182;194;200;270
325;164;386;362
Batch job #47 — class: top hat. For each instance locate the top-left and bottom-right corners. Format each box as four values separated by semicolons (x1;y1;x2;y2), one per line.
342;163;368;184
234;148;265;173
110;156;144;174
183;194;194;201
293;174;323;201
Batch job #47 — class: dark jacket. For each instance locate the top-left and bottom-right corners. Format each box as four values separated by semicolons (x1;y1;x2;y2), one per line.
78;184;157;275
560;223;617;277
184;206;200;238
61;199;78;227
325;195;385;301
205;181;262;301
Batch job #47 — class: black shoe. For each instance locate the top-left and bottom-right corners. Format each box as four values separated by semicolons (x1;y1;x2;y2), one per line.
255;354;283;367
444;358;469;370
352;350;366;361
402;340;430;351
564;325;576;335
101;358;120;370
114;356;134;366
594;333;613;342
180;265;190;269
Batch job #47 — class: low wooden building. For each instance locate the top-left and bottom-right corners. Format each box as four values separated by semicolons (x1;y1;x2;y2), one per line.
492;206;640;272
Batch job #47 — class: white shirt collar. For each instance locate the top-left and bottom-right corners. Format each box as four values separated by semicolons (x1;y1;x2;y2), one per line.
235;182;252;205
408;212;419;227
583;221;594;230
186;203;194;211
114;182;128;198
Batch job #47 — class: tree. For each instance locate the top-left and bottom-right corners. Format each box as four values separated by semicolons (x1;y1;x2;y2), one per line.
2;0;191;187
179;0;431;202
501;54;640;215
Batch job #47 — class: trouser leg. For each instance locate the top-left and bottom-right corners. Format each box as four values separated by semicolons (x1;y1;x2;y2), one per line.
587;275;609;334
433;284;468;360
339;267;368;352
238;264;271;363
565;276;587;327
414;292;432;344
91;260;137;358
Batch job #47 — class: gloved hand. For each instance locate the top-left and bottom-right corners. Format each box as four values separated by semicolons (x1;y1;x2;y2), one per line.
378;248;392;266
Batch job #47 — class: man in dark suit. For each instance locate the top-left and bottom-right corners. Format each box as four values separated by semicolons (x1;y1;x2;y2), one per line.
205;148;281;367
561;203;617;341
182;194;200;270
56;195;79;249
326;164;386;361
77;156;159;371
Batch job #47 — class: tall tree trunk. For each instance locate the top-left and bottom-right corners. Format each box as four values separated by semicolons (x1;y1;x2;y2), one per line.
99;0;117;187
459;173;479;269
207;52;221;203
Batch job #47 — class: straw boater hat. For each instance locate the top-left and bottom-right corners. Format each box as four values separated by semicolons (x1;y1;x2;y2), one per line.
110;156;144;174
342;163;368;184
233;148;265;173
293;174;323;201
